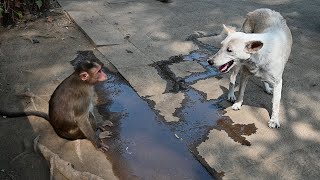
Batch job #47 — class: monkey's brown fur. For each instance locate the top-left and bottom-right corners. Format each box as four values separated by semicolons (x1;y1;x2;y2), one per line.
0;51;107;147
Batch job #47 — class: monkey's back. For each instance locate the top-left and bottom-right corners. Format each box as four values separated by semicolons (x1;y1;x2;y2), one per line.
49;73;91;140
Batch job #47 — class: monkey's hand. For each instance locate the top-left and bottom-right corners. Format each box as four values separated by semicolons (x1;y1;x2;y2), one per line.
98;120;114;131
99;131;112;139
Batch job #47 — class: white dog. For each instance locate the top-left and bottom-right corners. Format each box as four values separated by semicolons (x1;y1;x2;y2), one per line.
207;8;292;128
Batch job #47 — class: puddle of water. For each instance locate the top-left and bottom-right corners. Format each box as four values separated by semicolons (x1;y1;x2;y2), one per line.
172;89;222;145
150;50;225;147
174;50;257;147
182;51;221;83
95;41;256;179
151;50;222;94
150;46;257;178
149;49;231;178
95;70;214;180
183;52;207;61
151;55;188;93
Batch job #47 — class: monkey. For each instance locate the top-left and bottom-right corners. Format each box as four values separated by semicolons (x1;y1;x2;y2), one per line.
0;51;110;149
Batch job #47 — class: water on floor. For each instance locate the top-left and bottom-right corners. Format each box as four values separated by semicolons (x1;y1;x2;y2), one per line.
95;45;256;179
95;69;215;180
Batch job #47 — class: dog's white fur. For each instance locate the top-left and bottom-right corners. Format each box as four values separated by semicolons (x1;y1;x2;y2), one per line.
207;8;292;128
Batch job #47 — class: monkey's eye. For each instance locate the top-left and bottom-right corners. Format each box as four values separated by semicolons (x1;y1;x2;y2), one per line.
227;47;232;53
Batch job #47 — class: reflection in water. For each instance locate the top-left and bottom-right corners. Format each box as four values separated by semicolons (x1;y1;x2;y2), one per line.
95;70;214;180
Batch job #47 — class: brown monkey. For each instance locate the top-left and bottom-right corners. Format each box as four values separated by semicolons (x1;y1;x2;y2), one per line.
0;51;108;148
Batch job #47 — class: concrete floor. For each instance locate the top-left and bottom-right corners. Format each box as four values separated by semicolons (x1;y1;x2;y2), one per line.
58;0;320;179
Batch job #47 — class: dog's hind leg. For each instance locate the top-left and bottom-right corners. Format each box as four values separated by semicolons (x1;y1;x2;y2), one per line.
268;79;282;128
232;67;251;110
228;65;241;102
264;82;273;94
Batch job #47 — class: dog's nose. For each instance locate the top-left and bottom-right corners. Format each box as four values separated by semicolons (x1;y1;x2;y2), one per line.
207;55;216;65
207;59;214;65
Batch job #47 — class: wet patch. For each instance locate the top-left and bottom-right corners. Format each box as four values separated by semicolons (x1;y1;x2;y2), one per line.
215;116;257;146
172;89;223;145
95;34;258;179
151;55;188;93
95;68;215;180
183;50;222;83
149;45;224;146
147;43;234;177
148;39;258;177
151;48;222;94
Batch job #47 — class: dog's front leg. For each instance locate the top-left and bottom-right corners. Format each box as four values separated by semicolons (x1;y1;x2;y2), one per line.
268;79;282;128
232;68;251;110
228;65;241;102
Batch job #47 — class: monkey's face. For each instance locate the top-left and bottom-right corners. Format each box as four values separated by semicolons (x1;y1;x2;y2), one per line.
94;64;107;82
79;63;107;84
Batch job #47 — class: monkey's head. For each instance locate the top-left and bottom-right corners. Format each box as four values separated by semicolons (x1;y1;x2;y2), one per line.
71;51;107;84
78;60;107;84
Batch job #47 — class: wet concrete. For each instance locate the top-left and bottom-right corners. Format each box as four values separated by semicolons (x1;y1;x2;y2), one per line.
95;69;214;180
150;47;224;146
151;55;188;93
148;46;257;177
151;49;221;94
215;116;257;146
94;41;258;179
172;89;222;145
183;51;222;83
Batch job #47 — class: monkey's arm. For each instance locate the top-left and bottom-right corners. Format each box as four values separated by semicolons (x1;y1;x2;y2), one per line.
89;112;97;130
77;114;99;147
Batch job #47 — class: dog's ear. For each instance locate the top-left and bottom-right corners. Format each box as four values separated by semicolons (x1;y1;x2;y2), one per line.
223;24;236;34
245;41;263;54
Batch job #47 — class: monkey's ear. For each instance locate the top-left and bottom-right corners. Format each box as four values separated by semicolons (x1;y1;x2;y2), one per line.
80;72;89;81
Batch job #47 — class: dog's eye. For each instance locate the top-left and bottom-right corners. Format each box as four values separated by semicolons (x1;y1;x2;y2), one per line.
227;47;232;53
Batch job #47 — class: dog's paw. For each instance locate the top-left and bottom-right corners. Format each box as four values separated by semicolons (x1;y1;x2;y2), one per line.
227;93;236;103
268;119;280;128
264;83;273;95
264;87;273;95
232;102;242;110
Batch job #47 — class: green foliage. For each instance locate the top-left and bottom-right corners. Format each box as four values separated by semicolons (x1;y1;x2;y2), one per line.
15;11;23;19
1;0;49;26
0;6;3;17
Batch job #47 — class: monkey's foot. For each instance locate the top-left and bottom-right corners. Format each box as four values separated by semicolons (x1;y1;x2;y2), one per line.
99;143;109;152
102;120;114;127
99;131;112;139
99;120;114;131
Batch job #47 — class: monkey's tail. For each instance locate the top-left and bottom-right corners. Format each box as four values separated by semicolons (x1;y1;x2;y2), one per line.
0;110;49;121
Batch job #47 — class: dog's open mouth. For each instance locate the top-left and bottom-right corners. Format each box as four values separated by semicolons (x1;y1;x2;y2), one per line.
219;60;234;73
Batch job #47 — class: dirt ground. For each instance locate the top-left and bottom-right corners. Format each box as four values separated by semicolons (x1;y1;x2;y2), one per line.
0;6;116;180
